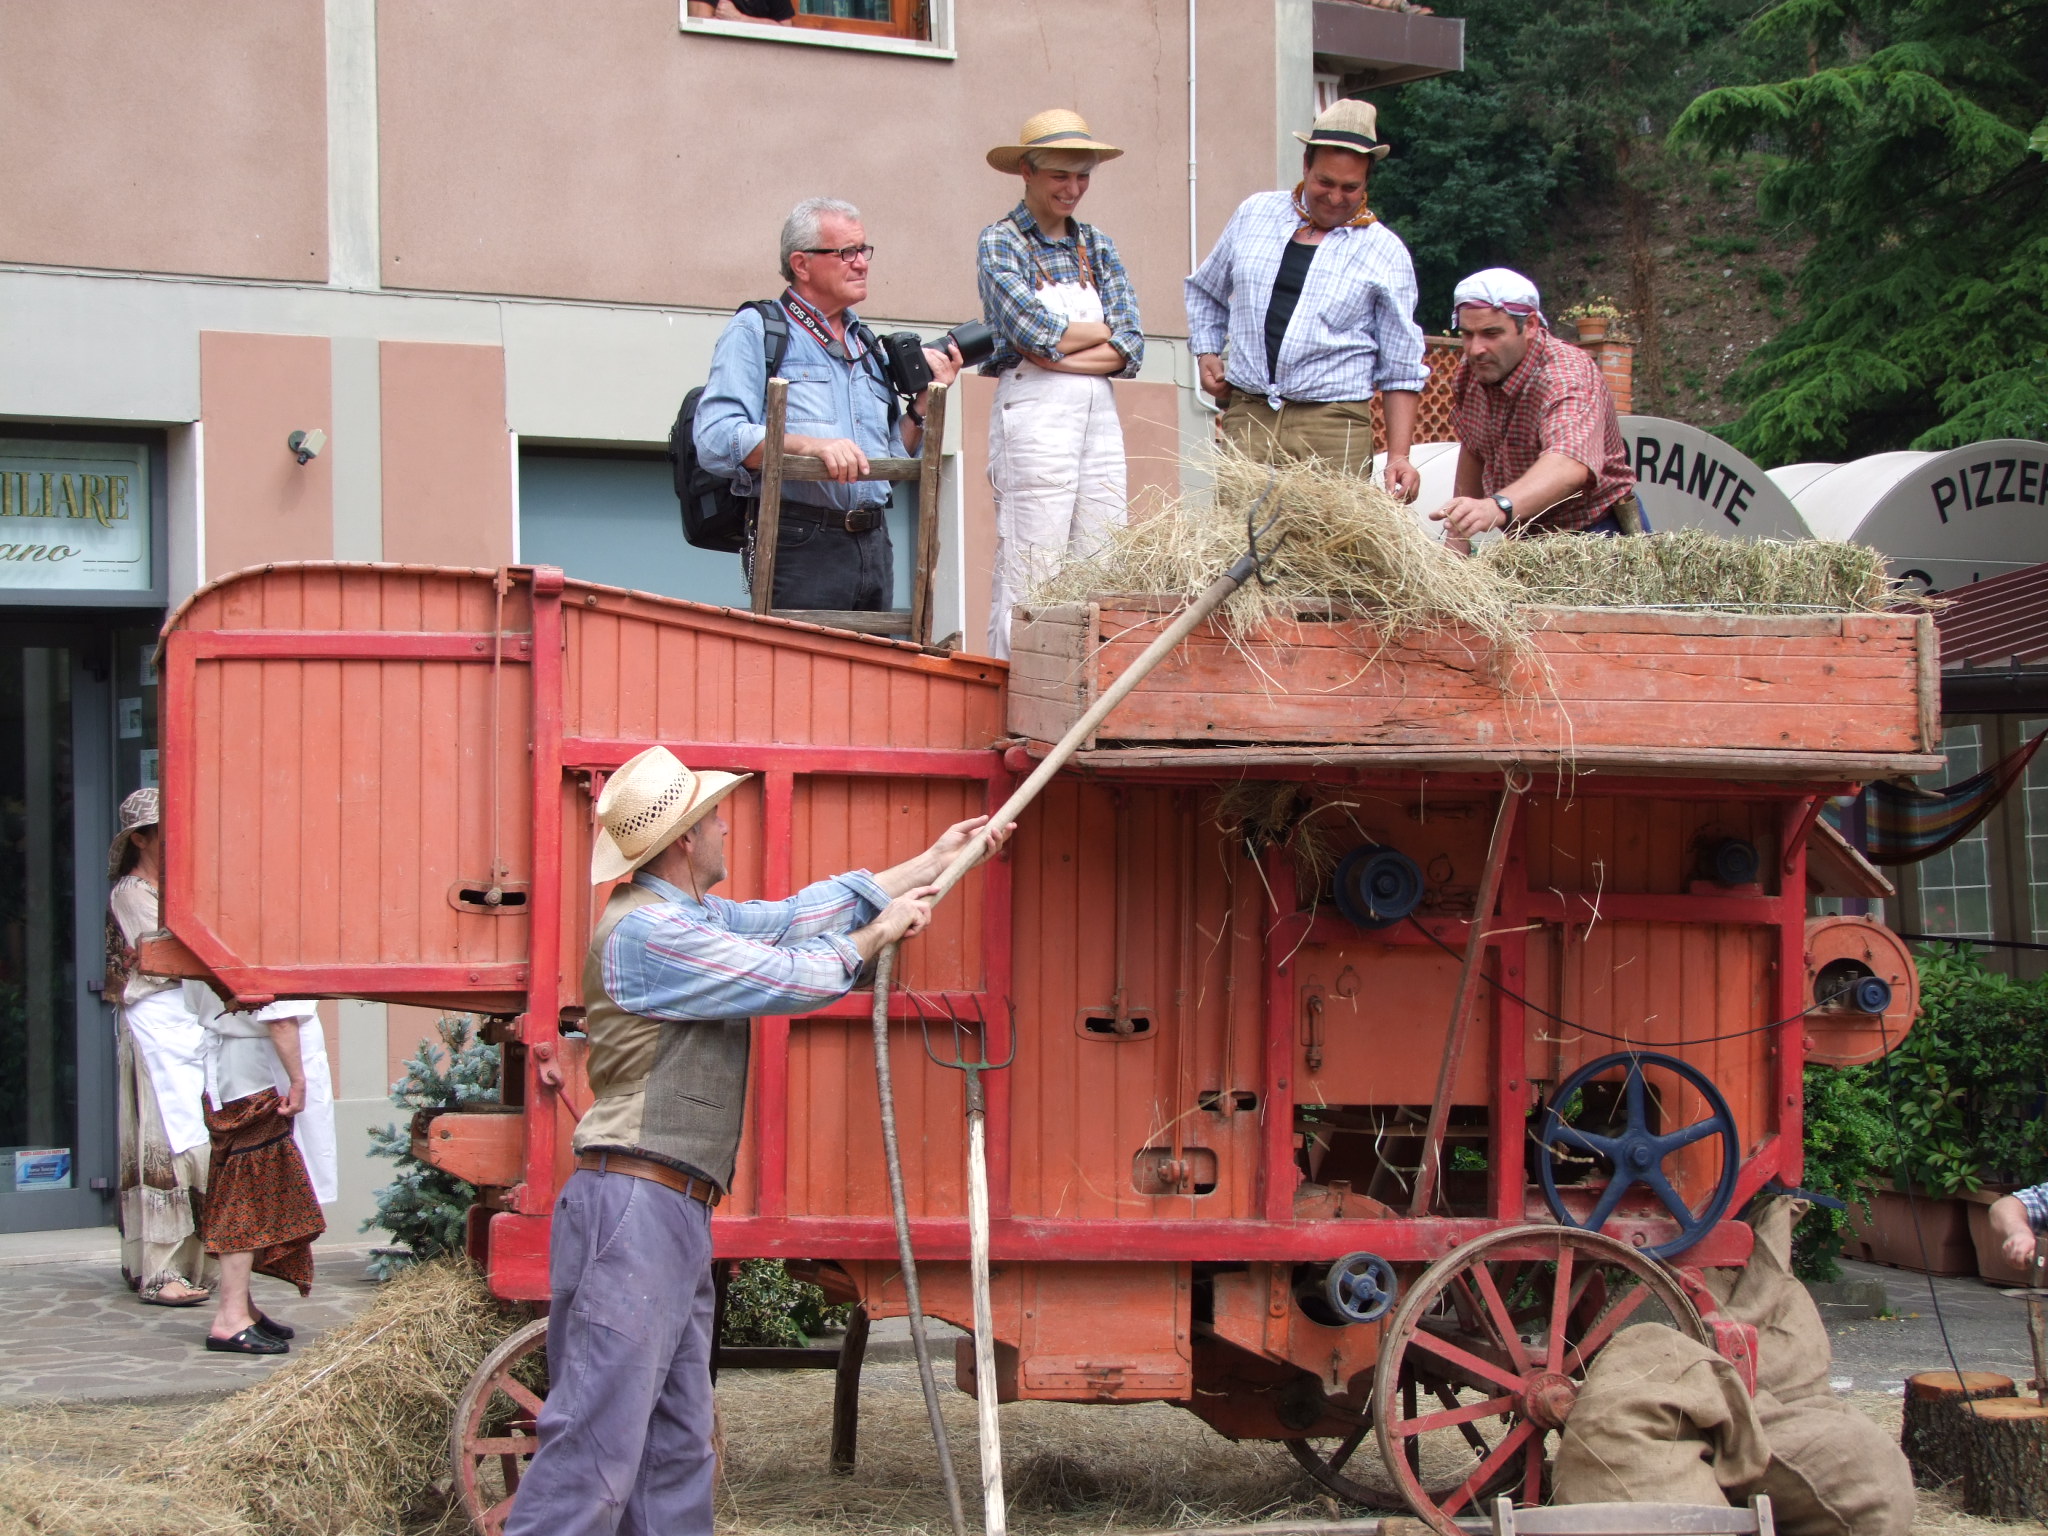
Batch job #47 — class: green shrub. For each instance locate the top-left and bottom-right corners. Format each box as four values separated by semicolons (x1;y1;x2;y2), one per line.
720;1259;851;1347
362;1015;500;1279
1794;1065;1890;1281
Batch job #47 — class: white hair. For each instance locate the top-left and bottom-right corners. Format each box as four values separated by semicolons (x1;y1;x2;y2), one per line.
780;197;862;281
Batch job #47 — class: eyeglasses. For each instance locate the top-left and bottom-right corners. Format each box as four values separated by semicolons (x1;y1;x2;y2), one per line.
798;244;876;264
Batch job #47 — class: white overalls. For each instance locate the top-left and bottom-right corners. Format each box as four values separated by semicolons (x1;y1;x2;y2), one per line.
986;238;1128;658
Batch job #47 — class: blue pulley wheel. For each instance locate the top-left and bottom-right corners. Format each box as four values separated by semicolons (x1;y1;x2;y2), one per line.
1323;1251;1398;1324
1704;838;1761;887
1333;844;1424;929
1848;975;1893;1014
1535;1049;1740;1261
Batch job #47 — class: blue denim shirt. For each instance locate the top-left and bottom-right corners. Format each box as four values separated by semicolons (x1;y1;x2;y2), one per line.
694;292;906;514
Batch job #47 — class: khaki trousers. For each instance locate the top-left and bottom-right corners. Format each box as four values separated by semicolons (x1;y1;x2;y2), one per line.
1218;390;1378;476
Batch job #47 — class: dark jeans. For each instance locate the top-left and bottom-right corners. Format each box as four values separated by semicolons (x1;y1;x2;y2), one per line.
1584;495;1654;537
503;1169;718;1536
763;507;894;611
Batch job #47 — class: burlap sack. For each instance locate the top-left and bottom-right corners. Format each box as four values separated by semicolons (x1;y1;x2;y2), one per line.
1744;1389;1915;1536
1552;1323;1769;1505
1701;1195;1833;1405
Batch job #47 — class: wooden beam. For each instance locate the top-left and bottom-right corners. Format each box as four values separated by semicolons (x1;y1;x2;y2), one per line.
911;382;949;645
783;455;923;482
751;378;789;614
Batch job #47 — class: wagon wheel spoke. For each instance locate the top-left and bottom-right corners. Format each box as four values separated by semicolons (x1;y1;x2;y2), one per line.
498;1377;545;1419
467;1436;537;1456
1562;1279;1656;1374
1406;1326;1529;1395
1469;1264;1534;1375
1655;1116;1725;1154
1581;1172;1634;1235
1434;1382;1496;1456
1441;1421;1537;1518
1548;1122;1619;1160
1624;1060;1648;1127
1394;1392;1518;1436
1445;1272;1486;1336
1522;1427;1547;1504
1544;1242;1576;1373
1642;1166;1695;1227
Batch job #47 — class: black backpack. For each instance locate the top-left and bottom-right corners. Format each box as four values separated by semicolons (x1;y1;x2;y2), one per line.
671;300;790;553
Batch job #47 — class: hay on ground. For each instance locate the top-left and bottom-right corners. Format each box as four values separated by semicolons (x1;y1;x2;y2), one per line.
90;1259;520;1536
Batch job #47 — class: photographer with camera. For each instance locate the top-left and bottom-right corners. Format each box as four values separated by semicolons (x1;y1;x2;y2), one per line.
976;110;1143;659
694;197;961;612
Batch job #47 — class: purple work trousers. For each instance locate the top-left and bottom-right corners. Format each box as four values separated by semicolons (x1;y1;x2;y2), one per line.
503;1168;719;1536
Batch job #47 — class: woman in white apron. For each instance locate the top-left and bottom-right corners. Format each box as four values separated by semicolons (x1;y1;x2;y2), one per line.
976;109;1145;658
106;788;215;1305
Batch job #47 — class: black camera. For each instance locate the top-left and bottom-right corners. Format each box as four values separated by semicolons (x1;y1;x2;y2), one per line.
875;320;996;399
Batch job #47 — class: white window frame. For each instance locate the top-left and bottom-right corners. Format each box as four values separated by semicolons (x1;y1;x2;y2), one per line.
678;0;956;61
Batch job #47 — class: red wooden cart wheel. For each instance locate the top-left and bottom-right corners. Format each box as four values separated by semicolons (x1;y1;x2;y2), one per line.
451;1316;550;1536
1286;1371;1504;1511
1371;1224;1706;1536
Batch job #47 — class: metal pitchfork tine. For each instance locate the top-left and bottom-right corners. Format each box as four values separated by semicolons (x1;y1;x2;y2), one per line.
908;989;1017;1536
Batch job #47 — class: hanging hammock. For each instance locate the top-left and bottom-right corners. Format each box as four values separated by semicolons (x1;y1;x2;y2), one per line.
1862;729;2048;865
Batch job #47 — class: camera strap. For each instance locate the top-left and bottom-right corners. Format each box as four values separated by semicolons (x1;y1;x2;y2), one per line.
779;291;900;425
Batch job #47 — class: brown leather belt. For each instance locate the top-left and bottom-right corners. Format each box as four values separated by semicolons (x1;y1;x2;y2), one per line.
576;1150;723;1206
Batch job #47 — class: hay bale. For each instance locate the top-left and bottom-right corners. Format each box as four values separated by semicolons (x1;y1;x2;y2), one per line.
134;1259;520;1535
1479;527;1898;613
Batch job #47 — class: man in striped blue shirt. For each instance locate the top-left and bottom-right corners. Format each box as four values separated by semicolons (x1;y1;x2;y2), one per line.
1990;1181;2048;1270
1184;100;1426;500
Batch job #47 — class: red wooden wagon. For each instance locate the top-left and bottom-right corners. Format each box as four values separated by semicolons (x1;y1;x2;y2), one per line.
147;562;1939;1533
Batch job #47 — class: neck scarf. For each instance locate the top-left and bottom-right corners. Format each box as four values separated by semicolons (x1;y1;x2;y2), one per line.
1292;181;1377;233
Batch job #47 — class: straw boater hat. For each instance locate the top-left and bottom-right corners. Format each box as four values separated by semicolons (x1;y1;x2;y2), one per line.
987;109;1124;174
1294;99;1392;161
590;746;750;884
108;787;159;878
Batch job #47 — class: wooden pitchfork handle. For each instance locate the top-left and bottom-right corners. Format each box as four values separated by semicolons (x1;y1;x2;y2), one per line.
869;481;1285;1536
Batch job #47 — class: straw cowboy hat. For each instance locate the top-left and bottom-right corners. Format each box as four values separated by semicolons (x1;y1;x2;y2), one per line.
108;787;159;878
1294;99;1391;161
987;109;1124;174
590;746;750;884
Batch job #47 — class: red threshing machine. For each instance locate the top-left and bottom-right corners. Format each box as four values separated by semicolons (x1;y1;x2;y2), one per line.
146;561;1939;1533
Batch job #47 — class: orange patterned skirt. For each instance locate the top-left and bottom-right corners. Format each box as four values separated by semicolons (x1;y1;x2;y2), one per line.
202;1088;325;1295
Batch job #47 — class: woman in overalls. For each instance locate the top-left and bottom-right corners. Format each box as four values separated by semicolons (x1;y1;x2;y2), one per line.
976;109;1144;659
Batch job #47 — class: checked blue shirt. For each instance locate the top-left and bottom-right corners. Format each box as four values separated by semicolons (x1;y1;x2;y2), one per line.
976;201;1143;379
602;869;889;1021
2017;1182;2048;1232
1184;190;1428;408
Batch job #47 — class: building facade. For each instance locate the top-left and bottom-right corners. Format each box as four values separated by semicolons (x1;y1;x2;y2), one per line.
0;0;1460;1234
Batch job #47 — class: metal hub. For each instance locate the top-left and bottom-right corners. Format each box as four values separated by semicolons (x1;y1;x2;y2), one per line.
1521;1370;1579;1430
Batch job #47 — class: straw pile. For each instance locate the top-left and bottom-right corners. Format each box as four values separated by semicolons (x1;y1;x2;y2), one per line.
1030;446;1903;643
1212;782;1348;899
0;1260;518;1536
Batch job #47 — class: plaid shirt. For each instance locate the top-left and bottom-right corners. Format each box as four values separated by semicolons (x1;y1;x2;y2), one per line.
1449;324;1636;534
2017;1182;2048;1232
602;869;887;1021
976;202;1142;378
1184;190;1429;406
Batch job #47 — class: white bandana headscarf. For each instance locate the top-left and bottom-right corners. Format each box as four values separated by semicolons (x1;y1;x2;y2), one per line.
1451;268;1548;330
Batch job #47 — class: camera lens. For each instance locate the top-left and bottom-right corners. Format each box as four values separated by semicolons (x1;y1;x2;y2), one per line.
944;320;996;367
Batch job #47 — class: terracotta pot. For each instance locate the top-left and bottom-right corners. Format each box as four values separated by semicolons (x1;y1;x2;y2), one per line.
1574;316;1609;344
1842;1186;1977;1275
1962;1187;2033;1286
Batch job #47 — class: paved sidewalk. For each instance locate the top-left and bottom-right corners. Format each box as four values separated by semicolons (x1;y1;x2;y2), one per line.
0;1226;381;1402
1821;1258;2040;1393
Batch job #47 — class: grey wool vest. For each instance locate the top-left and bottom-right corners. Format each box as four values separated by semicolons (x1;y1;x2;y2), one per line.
574;881;752;1191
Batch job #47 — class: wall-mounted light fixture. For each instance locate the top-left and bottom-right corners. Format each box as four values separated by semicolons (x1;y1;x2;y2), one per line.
287;428;327;465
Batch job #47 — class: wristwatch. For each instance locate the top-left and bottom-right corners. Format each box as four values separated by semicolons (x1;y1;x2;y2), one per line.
1490;493;1515;524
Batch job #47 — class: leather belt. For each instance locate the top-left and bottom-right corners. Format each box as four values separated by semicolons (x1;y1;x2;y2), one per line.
577;1150;723;1206
778;502;886;535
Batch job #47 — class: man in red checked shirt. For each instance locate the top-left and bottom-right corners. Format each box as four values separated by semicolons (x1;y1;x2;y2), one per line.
1432;268;1646;546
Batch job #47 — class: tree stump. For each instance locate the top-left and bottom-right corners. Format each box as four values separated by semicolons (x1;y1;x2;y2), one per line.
1961;1397;2048;1518
1903;1371;2016;1486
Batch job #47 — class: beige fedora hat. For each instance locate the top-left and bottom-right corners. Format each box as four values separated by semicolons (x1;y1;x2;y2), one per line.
1294;99;1391;161
987;108;1124;174
590;746;750;884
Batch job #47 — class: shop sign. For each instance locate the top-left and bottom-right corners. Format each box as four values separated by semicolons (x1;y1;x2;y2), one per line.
13;1149;71;1192
1618;417;1807;540
0;439;151;593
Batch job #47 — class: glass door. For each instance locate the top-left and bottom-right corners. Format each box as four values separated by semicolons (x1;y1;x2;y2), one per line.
0;624;114;1231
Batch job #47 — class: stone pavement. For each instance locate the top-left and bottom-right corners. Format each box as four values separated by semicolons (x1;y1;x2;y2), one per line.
0;1225;381;1403
1820;1257;2041;1394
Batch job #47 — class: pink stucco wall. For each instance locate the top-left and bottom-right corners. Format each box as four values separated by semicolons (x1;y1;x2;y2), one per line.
0;2;328;281
376;1;1277;330
200;332;334;577
380;342;514;567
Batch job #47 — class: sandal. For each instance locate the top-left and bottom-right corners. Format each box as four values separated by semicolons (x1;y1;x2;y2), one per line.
142;1283;213;1308
206;1326;287;1356
252;1312;295;1341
